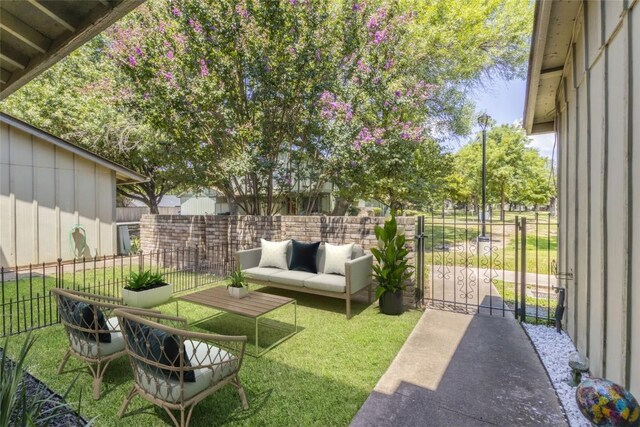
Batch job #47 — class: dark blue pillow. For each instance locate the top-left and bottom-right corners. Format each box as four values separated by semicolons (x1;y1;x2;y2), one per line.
289;240;321;273
127;322;195;382
72;302;111;343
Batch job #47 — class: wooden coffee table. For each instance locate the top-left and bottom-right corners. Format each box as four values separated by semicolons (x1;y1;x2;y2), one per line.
178;286;297;357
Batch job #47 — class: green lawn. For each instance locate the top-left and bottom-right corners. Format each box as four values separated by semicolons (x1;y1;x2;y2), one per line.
5;285;421;426
1;266;221;337
493;280;557;325
423;220;557;275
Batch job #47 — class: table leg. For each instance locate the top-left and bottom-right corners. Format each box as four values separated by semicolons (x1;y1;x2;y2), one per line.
255;316;259;356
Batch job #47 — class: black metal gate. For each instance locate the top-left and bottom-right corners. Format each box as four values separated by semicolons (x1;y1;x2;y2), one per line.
415;209;559;324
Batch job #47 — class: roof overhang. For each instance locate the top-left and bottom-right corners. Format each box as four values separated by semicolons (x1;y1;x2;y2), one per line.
0;112;147;185
523;0;581;134
1;0;144;100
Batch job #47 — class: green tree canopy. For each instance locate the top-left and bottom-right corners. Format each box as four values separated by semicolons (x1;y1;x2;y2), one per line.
447;124;555;213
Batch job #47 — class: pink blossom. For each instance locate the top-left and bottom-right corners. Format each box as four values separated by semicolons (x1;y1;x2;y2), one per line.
345;110;353;122
384;59;394;70
373;76;381;84
166;50;174;60
352;2;364;12
172;7;182;17
235;5;249;18
290;0;298;5
367;16;378;30
128;55;137;67
163;71;174;81
200;59;209;77
189;19;203;33
372;30;386;44
357;60;370;73
134;47;143;56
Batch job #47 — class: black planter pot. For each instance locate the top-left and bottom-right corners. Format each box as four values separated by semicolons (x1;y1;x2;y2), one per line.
379;290;403;315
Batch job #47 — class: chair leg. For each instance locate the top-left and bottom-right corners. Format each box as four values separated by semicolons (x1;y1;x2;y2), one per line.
346;296;352;320
232;374;249;410
57;349;71;374
118;385;138;418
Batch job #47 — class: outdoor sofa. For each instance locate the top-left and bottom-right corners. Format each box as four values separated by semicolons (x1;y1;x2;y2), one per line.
236;241;373;319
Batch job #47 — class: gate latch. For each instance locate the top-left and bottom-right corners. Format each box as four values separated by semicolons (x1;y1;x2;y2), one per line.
552;261;573;280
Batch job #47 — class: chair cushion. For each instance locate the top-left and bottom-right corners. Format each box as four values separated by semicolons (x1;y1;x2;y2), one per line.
135;339;237;403
289;240;321;273
70;317;124;358
303;274;346;293
323;243;354;276
270;270;317;287
71;302;111;343
258;239;290;270
131;326;195;382
243;267;285;282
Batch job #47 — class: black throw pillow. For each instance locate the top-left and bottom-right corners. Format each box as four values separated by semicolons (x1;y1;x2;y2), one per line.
129;323;195;382
289;240;321;273
72;302;111;343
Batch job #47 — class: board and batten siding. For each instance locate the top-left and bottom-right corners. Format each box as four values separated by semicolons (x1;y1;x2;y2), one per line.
0;122;117;267
555;0;639;394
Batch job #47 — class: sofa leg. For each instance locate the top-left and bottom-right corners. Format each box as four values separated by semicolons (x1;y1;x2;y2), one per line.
346;297;351;320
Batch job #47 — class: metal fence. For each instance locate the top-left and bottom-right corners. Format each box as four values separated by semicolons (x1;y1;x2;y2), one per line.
415;209;560;325
0;245;231;337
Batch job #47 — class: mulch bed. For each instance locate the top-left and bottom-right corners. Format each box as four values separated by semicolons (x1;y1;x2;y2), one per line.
0;348;88;426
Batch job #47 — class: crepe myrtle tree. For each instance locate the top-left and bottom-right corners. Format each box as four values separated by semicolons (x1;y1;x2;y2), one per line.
108;0;341;215
320;4;447;213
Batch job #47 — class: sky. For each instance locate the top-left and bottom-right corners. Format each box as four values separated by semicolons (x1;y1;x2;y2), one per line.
471;77;556;160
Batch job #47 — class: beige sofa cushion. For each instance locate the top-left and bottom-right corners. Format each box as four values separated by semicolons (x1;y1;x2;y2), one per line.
303;274;346;293
243;267;284;282
270;270;316;287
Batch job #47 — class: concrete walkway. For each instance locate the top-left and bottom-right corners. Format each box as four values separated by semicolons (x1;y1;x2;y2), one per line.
351;310;567;427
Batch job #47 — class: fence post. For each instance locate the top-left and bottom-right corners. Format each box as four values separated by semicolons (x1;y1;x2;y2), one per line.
515;216;519;319
520;217;527;321
195;244;199;289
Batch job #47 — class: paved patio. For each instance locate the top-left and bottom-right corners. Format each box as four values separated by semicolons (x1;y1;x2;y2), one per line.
351;309;567;426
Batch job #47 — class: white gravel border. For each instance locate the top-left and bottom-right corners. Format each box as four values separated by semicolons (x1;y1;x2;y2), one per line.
523;324;590;427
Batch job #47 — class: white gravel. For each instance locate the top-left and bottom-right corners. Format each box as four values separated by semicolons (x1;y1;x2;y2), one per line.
523;324;590;427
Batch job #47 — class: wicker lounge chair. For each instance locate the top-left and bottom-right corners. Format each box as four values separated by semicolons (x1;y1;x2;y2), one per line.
114;308;249;427
52;288;154;400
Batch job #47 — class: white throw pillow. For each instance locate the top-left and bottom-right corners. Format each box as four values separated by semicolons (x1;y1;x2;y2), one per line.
258;239;290;270
323;243;354;276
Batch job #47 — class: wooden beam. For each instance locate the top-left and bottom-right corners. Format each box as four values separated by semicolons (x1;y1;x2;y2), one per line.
0;48;28;70
0;68;11;84
1;0;144;100
0;10;51;54
540;66;564;80
26;0;76;32
531;121;555;134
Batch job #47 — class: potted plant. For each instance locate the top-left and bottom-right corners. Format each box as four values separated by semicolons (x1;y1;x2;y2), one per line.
371;215;412;315
122;270;172;308
227;269;249;299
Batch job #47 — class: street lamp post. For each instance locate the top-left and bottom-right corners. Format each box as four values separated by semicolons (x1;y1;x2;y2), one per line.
478;113;491;240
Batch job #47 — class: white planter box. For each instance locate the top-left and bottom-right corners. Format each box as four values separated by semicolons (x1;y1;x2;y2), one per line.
122;283;173;308
228;286;248;299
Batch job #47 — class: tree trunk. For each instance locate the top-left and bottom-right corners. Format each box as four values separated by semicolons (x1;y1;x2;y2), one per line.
331;198;351;216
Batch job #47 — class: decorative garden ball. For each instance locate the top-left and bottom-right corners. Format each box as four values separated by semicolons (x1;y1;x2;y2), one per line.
576;378;640;426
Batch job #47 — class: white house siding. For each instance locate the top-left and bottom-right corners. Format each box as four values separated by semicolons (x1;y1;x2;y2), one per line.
181;194;226;215
0;122;117;267
555;1;639;394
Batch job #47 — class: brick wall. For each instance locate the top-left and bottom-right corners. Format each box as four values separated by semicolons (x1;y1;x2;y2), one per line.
140;214;416;302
